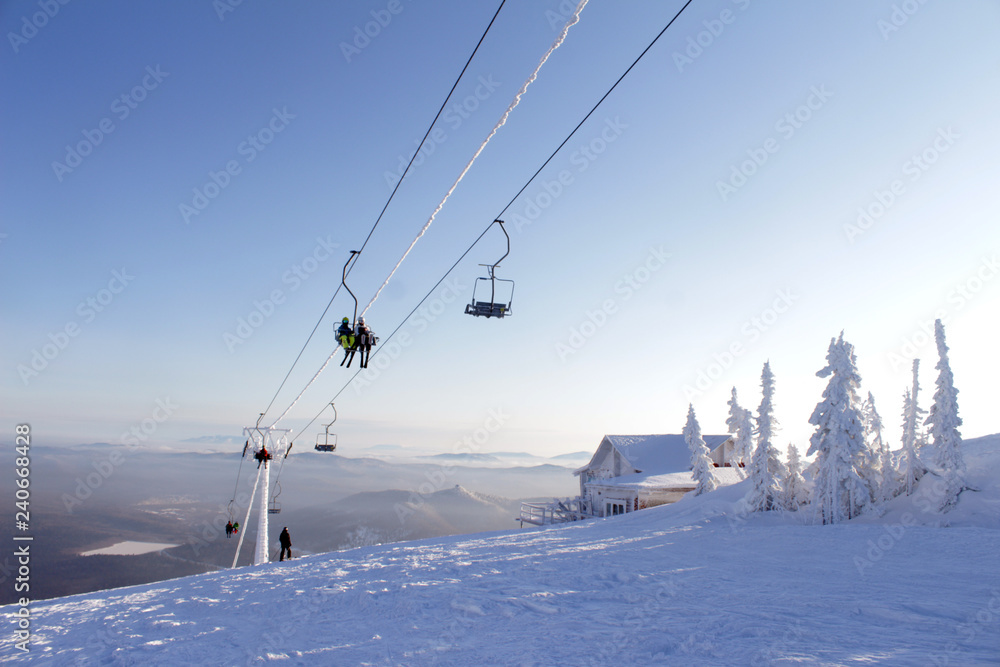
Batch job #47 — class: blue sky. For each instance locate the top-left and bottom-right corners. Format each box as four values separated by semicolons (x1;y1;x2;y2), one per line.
3;0;998;457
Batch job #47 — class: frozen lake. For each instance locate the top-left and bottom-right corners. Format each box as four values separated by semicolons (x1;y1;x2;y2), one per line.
80;541;179;556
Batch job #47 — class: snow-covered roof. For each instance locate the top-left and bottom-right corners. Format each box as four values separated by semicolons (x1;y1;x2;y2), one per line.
594;466;744;490
576;434;732;477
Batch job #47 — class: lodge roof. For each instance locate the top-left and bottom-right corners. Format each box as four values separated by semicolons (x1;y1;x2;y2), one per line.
575;433;732;477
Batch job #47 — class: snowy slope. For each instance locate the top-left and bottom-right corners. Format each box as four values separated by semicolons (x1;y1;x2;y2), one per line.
4;437;999;665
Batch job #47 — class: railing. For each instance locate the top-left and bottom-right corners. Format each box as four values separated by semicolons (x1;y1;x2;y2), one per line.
518;498;593;526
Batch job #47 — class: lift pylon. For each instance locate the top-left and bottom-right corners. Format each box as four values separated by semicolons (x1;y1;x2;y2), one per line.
231;425;291;567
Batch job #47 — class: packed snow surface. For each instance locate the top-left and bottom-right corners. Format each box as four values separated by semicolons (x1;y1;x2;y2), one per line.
4;436;998;665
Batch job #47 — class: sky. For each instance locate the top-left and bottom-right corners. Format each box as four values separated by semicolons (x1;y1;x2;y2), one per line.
3;0;999;459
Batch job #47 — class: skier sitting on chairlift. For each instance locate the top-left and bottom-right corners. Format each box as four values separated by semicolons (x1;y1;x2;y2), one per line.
255;445;271;469
337;317;354;350
337;317;357;367
355;317;377;369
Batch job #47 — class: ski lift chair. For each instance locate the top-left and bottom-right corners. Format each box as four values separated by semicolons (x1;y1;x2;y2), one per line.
314;405;337;452
465;269;514;318
268;482;282;514
315;430;337;452
465;220;513;319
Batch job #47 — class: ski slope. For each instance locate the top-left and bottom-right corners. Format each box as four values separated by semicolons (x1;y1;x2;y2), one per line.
5;436;999;665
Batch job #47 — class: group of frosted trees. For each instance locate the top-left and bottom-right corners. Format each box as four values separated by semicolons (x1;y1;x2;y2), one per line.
684;319;967;523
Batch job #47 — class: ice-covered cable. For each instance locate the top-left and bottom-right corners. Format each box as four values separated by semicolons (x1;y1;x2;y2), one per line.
255;0;507;426
360;0;589;317
291;0;694;443
231;464;262;569
269;348;338;427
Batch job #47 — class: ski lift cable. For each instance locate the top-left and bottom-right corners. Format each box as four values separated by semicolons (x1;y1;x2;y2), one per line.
269;401;334;497
255;0;509;425
228;445;248;518
228;412;265;518
264;253;360;428
266;402;310;496
271;0;587;431
359;0;589;319
288;0;697;441
355;0;509;259
231;463;263;568
268;447;289;510
496;0;695;219
268;0;576;430
288;223;497;443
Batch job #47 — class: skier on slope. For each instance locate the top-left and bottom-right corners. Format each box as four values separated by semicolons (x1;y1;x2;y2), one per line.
354;317;377;369
278;527;292;561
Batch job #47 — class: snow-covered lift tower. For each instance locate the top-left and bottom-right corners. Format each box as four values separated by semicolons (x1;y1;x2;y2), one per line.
235;425;290;567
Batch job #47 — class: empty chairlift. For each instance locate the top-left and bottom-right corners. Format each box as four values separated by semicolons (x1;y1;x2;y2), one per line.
465;219;514;319
268;482;282;514
315;403;337;452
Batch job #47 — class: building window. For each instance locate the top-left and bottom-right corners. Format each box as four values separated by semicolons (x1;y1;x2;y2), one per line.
606;501;626;516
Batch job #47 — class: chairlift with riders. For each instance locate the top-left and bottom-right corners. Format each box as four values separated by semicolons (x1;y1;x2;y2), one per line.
336;251;378;368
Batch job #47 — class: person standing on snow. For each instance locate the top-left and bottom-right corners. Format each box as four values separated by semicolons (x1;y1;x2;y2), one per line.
279;527;292;561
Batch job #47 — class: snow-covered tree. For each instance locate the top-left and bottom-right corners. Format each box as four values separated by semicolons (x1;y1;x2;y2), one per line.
808;333;871;524
856;393;882;499
683;403;700;471
900;360;927;496
924;319;967;511
783;443;809;510
684;404;717;496
725;387;753;478
915;420;931;452
863;391;894;506
746;362;785;512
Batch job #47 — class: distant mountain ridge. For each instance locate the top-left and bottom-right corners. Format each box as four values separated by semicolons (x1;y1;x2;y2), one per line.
421;453;503;463
548;451;591;460
283;484;522;554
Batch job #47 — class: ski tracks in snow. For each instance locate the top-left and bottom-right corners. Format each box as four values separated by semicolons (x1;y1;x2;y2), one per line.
4;515;999;665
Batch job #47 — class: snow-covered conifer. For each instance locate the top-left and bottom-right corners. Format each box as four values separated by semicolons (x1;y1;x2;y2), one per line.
746;362;784;512
783;443;809;510
863;392;894;506
683;403;700;470
924;319;967;511
726;387;753;478
807;334;870;524
900;360;926;496
684;404;717;496
856;393;881;500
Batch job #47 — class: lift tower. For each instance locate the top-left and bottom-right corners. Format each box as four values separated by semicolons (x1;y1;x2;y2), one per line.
231;424;290;567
